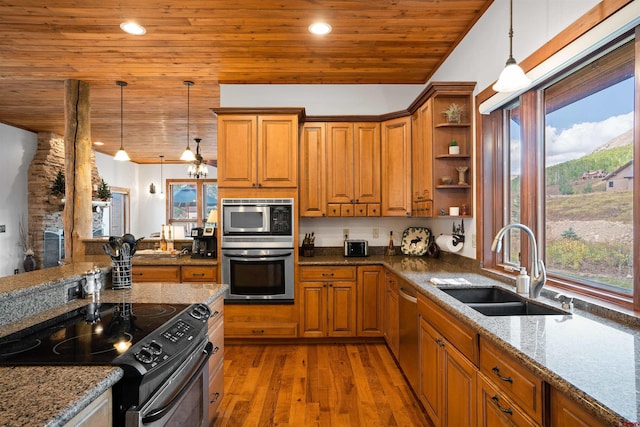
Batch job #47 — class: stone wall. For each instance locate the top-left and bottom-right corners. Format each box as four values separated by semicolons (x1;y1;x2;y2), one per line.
26;132;104;269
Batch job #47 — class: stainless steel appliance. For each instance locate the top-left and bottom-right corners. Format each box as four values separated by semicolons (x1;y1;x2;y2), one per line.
344;240;368;257
398;285;419;392
0;302;212;427
221;198;295;302
221;248;294;302
221;198;293;248
190;226;217;258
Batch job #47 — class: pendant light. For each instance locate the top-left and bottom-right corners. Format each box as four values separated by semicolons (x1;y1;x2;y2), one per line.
114;81;131;161
492;0;531;93
180;81;196;161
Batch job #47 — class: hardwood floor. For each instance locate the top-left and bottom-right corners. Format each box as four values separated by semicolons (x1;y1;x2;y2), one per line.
214;343;433;427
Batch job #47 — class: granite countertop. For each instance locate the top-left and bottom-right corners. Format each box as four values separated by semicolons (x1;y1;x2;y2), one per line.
0;282;227;427
300;254;638;425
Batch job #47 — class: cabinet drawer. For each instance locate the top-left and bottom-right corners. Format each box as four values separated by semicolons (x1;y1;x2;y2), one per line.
208;318;224;368
225;322;298;338
208;359;224;425
477;373;539;427
208;297;224;328
299;266;356;281
417;293;478;365
131;266;180;282
327;204;341;217
367;204;381;216
480;337;543;424
182;265;217;282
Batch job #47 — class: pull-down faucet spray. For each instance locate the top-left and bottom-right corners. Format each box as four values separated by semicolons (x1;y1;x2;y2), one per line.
491;223;547;298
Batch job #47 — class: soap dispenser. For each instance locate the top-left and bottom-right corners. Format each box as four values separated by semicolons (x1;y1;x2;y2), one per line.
516;267;530;295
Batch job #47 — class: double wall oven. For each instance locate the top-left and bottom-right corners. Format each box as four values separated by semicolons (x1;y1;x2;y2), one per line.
221;198;294;303
0;302;213;427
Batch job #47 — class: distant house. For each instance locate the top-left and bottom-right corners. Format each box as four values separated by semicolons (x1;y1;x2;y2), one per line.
581;169;606;180
604;160;634;192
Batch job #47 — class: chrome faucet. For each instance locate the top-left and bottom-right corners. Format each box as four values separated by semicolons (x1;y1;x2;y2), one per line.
491;223;547;298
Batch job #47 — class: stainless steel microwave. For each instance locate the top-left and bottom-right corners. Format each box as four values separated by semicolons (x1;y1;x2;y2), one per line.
221;198;294;247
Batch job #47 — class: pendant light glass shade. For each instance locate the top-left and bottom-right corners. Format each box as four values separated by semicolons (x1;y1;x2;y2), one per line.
187;138;209;179
492;0;531;93
180;81;197;161
114;81;131;161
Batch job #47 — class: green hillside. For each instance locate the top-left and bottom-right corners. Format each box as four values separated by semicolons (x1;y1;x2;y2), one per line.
545;145;632;187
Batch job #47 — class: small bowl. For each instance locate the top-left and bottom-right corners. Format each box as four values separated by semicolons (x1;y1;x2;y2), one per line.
441;176;453;185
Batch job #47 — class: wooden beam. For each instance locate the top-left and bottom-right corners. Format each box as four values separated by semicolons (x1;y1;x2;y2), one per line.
63;79;92;260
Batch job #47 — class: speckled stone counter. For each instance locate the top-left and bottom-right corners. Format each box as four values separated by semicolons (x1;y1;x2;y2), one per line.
0;280;227;427
0;366;122;427
300;254;639;425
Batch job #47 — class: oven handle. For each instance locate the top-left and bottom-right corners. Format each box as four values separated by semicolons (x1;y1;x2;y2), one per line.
222;251;292;259
141;341;213;424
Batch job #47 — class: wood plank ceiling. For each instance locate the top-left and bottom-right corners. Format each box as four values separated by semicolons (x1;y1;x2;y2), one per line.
0;0;493;164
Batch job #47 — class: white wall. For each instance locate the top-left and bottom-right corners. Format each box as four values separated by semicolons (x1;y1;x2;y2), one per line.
0;123;37;276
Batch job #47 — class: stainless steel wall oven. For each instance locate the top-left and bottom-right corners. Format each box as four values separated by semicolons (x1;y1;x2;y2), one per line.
221;198;295;303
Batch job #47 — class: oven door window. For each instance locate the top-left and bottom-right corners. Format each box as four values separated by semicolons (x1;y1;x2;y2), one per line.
230;259;285;295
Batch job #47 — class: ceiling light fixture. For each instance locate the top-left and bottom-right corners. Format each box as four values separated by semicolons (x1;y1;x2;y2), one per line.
120;22;146;36
493;0;531;93
180;81;197;162
187;138;208;179
308;22;332;35
113;81;130;161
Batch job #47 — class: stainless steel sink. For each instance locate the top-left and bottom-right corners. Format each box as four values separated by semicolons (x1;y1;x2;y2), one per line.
440;287;569;316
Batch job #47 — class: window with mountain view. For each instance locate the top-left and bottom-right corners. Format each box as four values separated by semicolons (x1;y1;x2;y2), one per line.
544;41;634;294
483;33;638;309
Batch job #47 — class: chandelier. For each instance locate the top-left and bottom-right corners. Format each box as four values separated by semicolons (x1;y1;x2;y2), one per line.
187;138;208;179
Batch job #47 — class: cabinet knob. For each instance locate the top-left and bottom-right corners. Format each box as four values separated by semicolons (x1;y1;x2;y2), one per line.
210;392;221;403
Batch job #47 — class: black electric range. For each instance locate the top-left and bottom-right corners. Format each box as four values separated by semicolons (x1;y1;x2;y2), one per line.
0;302;195;365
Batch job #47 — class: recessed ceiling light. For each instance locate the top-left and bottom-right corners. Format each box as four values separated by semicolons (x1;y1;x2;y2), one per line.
93;141;104;146
120;21;146;36
308;22;332;35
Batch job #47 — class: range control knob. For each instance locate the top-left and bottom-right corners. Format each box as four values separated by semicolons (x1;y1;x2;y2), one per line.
190;304;211;320
148;340;163;355
135;348;155;364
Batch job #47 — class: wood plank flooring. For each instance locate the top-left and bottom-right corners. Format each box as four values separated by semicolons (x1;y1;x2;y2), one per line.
214;343;433;427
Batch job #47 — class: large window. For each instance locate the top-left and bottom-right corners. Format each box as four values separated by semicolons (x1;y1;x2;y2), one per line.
483;34;638;309
167;179;218;235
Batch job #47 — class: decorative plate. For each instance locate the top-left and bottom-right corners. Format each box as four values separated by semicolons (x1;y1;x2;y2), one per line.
401;227;432;256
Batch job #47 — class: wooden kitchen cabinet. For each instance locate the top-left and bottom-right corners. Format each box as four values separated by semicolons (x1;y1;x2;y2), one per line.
418;293;478;427
383;270;400;358
479;337;544;425
299;122;327;217
477;372;539;427
299;266;357;337
381;116;412;217
549;387;607;427
131;265;180;282
181;265;217;283
207;296;224;425
326;122;381;217
411;99;434;217
356;266;384;337
215;109;303;188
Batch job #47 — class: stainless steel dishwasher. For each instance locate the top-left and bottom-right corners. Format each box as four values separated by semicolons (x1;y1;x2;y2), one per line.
398;284;419;392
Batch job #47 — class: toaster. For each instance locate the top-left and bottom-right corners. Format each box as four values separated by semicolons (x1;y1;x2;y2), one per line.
344;240;368;257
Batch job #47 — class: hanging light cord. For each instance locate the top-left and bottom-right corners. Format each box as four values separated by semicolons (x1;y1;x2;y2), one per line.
120;83;124;150
508;0;514;62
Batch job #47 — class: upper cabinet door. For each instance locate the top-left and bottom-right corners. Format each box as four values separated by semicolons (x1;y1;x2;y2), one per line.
354;122;381;204
257;115;298;187
326;123;355;203
217;115;257;187
300;123;326;217
381;117;412;217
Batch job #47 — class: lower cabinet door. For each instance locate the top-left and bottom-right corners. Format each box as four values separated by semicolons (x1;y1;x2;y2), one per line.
442;338;477;427
208;359;224;426
477;373;539;427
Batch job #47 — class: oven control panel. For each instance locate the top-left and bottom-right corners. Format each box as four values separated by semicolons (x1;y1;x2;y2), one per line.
115;304;211;374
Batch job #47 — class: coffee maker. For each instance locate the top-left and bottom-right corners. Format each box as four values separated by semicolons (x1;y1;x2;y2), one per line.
190;226;217;258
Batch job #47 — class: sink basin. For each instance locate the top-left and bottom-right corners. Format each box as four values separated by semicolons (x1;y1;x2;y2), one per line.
441;287;569;316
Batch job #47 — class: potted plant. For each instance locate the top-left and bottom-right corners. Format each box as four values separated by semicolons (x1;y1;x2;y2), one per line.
448;139;460;155
442;103;464;123
97;178;112;201
49;170;65;204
